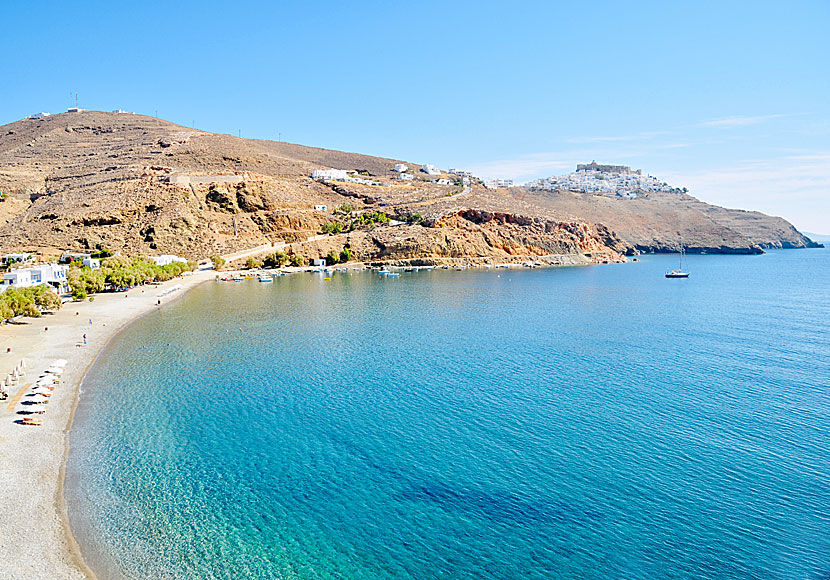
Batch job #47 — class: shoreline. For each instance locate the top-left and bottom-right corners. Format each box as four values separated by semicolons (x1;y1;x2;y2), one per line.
0;271;215;580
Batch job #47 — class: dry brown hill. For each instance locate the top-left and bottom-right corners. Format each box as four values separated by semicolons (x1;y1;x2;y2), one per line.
0;111;818;264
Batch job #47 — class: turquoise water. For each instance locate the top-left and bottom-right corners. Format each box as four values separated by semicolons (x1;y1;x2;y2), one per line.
67;250;830;580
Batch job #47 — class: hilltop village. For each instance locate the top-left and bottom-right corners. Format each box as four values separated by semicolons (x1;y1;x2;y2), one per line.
528;162;688;199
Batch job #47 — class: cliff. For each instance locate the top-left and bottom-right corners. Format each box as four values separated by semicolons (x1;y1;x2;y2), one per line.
515;188;819;253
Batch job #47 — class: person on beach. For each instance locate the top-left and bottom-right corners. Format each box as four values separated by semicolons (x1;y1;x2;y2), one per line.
83;334;87;345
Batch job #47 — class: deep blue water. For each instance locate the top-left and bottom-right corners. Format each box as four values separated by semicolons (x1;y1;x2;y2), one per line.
67;249;830;580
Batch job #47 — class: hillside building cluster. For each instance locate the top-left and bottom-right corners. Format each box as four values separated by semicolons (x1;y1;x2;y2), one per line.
529;163;687;198
0;252;187;295
311;169;384;186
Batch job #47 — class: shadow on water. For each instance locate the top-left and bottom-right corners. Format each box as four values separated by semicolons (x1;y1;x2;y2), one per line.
399;483;602;527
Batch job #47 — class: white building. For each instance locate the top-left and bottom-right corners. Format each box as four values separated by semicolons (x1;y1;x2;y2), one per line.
312;169;350;181
311;258;326;267
152;255;188;267
484;179;514;189
82;258;100;270
28;264;69;291
60;252;91;264
0;263;69;293
314;205;327;211
29;112;50;120
437;179;452;185
421;164;441;176
393;164;408;173
3;253;33;265
1;269;33;288
397;173;414;181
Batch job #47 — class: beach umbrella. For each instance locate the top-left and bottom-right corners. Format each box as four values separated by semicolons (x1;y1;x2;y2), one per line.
25;406;46;414
20;359;26;369
29;394;49;404
52;359;68;367
46;367;64;375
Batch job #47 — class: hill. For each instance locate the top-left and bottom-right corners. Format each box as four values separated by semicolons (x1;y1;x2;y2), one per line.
0;111;819;265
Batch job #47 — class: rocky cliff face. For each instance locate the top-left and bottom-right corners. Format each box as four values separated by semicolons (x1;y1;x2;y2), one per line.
515;188;818;254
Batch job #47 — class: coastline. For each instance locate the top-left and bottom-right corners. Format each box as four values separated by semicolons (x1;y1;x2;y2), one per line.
0;271;215;580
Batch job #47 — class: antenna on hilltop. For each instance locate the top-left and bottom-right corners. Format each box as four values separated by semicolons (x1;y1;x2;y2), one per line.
75;93;78;109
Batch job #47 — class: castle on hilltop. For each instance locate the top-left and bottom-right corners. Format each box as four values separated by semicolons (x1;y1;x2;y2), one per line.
576;161;642;175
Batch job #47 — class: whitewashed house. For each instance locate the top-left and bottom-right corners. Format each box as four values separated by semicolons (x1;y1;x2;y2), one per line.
1;263;69;293
314;205;328;211
3;253;33;265
397;173;414;181
152;255;188;267
311;169;349;181
1;269;33;288
484;179;514;189
29;264;69;292
421;164;441;176
82;258;100;270
393;164;408;173
312;258;326;267
60;252;91;263
29;112;50;120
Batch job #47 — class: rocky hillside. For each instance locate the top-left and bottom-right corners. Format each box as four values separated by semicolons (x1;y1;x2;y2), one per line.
0;111;818;264
513;186;819;254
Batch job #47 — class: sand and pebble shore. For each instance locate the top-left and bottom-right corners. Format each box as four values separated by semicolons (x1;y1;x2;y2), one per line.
0;271;215;580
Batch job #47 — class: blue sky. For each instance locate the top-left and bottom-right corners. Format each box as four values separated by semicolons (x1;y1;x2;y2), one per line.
2;0;829;233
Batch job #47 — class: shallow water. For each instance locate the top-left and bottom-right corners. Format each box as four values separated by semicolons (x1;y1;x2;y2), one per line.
67;249;830;580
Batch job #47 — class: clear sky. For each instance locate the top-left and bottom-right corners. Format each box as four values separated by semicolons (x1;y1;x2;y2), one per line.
2;0;829;233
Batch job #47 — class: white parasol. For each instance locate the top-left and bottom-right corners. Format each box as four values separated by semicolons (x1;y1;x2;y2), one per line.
28;394;49;404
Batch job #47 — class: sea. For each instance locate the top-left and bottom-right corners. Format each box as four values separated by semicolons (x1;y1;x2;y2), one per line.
66;249;830;580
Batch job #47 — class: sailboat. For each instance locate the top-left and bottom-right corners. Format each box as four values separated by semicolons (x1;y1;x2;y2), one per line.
665;235;690;278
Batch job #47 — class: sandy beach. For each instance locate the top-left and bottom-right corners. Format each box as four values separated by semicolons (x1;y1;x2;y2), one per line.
0;271;215;580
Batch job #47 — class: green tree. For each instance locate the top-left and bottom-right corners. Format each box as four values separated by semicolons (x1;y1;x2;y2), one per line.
210;255;226;271
263;251;289;268
289;254;305;267
321;221;344;234
245;257;263;269
326;250;340;265
339;245;352;263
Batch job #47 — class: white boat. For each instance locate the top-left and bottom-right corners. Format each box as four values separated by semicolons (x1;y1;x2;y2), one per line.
666;235;691;278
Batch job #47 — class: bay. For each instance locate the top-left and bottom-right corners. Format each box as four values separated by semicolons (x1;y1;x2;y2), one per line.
67;249;830;580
